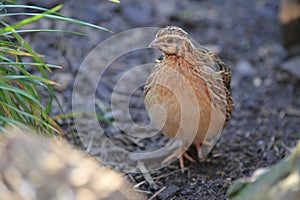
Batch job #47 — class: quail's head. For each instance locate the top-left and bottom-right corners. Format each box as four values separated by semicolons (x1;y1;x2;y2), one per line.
149;26;194;57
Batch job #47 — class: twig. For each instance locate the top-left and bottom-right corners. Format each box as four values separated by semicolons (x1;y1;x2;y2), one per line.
148;186;167;200
286;107;300;116
153;168;181;181
280;141;293;153
267;136;275;150
134;180;147;188
132;188;152;195
138;161;156;187
86;131;95;153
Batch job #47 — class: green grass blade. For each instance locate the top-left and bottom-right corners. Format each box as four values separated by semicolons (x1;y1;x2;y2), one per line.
0;4;66;17
1;29;88;36
109;0;120;3
1;0;17;5
1;75;57;85
0;116;26;129
0;13;112;33
0;62;62;69
0;100;58;132
0;84;43;108
0;5;63;35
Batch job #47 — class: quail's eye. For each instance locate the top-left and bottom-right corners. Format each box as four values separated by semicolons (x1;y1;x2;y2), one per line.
166;38;173;43
155;55;163;63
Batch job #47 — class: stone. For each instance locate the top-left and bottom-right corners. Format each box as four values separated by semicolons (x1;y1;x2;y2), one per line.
279;0;300;54
235;59;256;78
53;72;73;91
279;56;300;79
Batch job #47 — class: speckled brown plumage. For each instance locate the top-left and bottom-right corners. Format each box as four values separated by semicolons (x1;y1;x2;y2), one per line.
144;26;234;171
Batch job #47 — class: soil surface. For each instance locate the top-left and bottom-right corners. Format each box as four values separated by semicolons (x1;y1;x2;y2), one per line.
9;0;300;199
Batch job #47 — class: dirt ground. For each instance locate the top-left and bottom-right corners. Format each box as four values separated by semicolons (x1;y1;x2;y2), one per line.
13;0;300;199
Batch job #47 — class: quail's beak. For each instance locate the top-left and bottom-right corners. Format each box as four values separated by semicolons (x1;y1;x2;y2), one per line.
148;39;159;48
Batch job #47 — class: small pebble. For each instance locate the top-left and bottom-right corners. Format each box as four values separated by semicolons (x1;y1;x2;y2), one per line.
253;77;262;87
53;72;73;91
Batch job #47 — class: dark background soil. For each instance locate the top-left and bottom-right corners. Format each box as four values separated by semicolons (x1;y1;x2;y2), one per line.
8;0;300;199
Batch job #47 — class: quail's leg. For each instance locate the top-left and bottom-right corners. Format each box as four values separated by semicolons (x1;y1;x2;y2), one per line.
163;141;196;172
